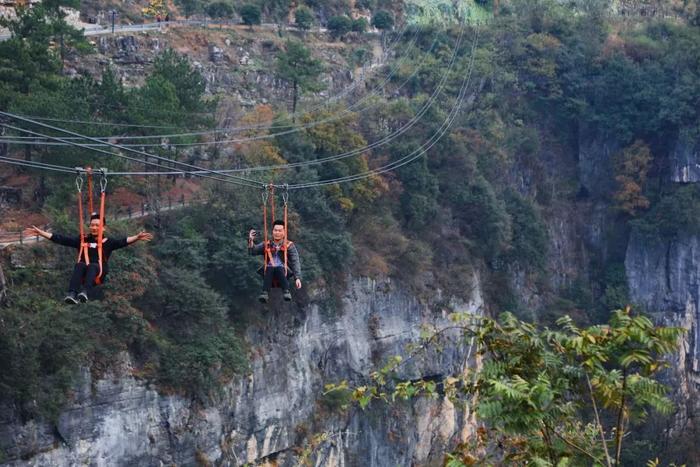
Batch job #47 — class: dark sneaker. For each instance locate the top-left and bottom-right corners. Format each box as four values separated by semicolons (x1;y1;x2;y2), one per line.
283;290;292;301
258;291;269;303
64;292;78;304
77;291;88;303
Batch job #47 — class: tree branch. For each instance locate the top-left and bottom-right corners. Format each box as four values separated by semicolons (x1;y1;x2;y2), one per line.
586;372;612;467
614;368;628;466
544;421;604;464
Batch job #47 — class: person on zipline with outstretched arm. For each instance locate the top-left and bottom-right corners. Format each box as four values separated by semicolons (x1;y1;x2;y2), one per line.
29;214;153;304
248;219;302;303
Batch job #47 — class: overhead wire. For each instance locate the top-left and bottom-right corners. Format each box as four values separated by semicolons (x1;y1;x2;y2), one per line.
0;120;262;188
287;24;480;190
5;21;418;139
4;24;432;145
0;26;461;175
0;156;76;174
0;20;476;190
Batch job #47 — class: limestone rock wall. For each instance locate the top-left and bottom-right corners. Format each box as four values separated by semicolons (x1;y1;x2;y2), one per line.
0;278;483;466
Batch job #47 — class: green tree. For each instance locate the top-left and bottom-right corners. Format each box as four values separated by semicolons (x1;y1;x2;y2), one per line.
294;5;314;31
0;3;84;94
0;7;59;97
371;9;393;31
352;17;369;33
206;1;235;20
239;4;261;29
151;49;208;113
176;0;200;18
275;40;324;119
328;308;683;466
41;0;84;61
397;154;438;230
327;15;352;40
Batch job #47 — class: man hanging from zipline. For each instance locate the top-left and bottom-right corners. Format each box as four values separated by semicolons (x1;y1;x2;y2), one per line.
28;167;152;304
248;184;302;303
29;215;153;303
248;220;302;303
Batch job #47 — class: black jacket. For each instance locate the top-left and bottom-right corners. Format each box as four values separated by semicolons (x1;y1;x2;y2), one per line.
51;233;128;277
250;240;302;279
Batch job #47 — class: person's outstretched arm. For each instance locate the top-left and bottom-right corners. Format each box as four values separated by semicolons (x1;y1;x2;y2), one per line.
107;231;153;251
28;225;79;248
127;231;153;245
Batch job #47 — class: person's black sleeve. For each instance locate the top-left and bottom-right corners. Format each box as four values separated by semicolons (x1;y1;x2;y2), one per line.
108;237;129;251
49;233;80;248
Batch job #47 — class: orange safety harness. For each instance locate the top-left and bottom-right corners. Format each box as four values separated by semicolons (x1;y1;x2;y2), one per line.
76;167;108;285
261;183;291;278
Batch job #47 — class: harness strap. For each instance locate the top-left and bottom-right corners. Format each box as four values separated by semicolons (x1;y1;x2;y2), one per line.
95;185;106;284
262;186;269;272
86;167;94;214
283;194;288;276
77;173;88;264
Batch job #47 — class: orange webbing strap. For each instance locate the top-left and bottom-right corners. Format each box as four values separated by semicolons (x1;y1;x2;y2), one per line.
283;186;289;276
86;167;94;214
262;185;270;272
269;183;276;224
94;171;108;284
76;171;89;264
265;184;277;270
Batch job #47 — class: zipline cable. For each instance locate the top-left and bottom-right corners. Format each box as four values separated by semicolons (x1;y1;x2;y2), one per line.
4;25;435;143
0;121;262;188
0;26;464;175
288;24;480;190
7;22;419;137
0;24;476;190
0;21;476;190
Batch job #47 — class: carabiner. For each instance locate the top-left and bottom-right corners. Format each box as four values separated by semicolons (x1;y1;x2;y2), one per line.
99;168;108;193
281;183;289;206
75;170;84;193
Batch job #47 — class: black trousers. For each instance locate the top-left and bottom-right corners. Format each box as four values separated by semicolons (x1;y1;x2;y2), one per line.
262;266;289;292
68;262;101;293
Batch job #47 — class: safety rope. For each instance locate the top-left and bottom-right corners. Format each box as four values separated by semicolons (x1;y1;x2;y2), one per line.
261;185;270;273
86;166;94;214
76;171;88;265
95;169;107;284
282;184;289;276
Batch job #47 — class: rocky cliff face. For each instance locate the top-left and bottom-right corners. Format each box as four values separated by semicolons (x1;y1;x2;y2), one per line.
72;28;376;112
625;231;700;444
670;129;700;183
0;277;483;466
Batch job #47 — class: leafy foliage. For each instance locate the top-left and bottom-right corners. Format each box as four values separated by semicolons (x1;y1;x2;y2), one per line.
327;15;352;40
206;1;235;20
239;4;261;27
613;141;652;217
372;9;394;31
275;40;324;116
328;308;683;466
294;6;314;31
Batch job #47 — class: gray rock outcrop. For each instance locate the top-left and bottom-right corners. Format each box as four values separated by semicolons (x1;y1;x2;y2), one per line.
0;277;483;466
